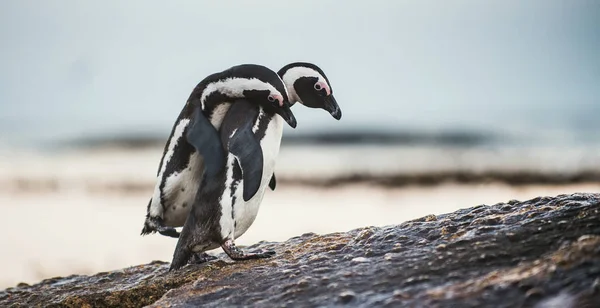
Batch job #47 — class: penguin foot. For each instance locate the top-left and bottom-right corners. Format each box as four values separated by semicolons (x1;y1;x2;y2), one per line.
221;239;276;261
189;252;218;264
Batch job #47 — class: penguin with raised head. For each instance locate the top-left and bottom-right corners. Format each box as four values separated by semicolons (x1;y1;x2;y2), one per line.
170;97;293;270
141;64;295;239
141;62;341;241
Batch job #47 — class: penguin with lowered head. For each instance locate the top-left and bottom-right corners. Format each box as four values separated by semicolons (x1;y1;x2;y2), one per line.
140;62;341;240
268;62;341;190
170;97;296;270
141;64;296;239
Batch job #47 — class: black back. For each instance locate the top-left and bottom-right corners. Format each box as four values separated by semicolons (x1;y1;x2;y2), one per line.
187;64;289;117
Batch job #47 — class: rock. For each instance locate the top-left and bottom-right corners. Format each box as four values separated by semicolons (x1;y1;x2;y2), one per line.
338;290;356;303
2;193;599;307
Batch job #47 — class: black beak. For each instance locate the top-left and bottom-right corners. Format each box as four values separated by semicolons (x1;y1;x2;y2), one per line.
277;102;298;128
323;95;342;120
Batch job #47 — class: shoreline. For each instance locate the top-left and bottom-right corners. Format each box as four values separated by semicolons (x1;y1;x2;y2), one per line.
3;174;600;195
2;144;600;194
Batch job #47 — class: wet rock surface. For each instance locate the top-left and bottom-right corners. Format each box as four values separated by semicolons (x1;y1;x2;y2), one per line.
2;193;599;307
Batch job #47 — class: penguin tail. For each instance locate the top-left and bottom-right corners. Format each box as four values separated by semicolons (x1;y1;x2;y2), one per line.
141;200;158;236
140;215;182;238
140;216;159;236
140;223;155;236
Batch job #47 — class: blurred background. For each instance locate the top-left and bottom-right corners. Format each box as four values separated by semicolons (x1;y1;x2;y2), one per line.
1;0;599;288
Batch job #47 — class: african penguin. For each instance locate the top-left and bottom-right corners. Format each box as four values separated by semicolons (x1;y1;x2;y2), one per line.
141;62;341;241
268;62;341;190
214;62;343;246
170;98;293;270
278;62;341;120
141;64;295;238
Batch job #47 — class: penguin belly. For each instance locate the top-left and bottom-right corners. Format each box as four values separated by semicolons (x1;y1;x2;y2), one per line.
232;115;284;239
161;153;205;227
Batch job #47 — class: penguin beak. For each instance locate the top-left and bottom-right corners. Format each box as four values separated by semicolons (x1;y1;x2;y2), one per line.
277;102;298;128
323;95;342;120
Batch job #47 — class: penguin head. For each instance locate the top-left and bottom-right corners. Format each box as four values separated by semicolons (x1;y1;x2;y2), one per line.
242;87;297;129
278;62;341;120
201;64;298;128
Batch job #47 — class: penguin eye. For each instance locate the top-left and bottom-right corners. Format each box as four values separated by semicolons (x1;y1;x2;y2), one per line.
314;83;323;91
267;95;277;103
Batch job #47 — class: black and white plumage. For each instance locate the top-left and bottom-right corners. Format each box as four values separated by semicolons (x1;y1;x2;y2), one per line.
278;62;341;120
268;62;342;190
141;64;296;238
170;99;284;270
141;62;341;242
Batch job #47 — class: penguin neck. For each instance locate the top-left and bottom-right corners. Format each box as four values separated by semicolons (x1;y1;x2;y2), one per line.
251;106;276;141
277;72;299;105
288;89;301;106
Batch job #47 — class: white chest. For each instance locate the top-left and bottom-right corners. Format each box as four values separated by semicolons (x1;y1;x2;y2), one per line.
161;153;204;226
219;115;284;240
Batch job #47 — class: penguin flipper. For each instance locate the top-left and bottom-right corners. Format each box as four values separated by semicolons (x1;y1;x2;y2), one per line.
230;132;263;201
220;99;264;201
185;103;226;177
269;174;276;191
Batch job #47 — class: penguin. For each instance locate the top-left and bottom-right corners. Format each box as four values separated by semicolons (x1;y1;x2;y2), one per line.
268;62;342;191
141;64;296;239
215;62;343;245
169;98;290;270
278;62;341;120
141;62;340;239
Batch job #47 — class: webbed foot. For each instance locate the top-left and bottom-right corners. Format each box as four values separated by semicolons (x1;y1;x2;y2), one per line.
221;239;276;261
189;252;218;264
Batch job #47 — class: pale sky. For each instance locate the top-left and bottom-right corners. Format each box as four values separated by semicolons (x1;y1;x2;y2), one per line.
0;1;599;143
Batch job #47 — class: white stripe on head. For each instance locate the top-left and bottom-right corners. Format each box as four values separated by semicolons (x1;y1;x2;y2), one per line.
200;77;284;109
281;66;330;104
275;74;289;98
